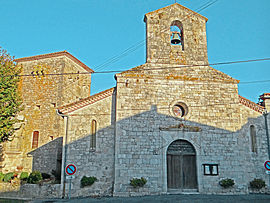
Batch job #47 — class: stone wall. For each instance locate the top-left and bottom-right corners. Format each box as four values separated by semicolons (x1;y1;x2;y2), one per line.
2;55;91;176
0;182;61;199
62;92;116;197
145;3;208;65
113;67;268;196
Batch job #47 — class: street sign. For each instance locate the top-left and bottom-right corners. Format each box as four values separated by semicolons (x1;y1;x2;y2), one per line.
65;164;77;175
66;175;75;180
264;161;270;171
266;171;270;175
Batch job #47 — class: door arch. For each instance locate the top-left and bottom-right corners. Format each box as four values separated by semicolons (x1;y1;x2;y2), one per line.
167;139;197;190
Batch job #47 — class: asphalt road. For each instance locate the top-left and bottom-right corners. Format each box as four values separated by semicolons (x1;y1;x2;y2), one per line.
29;194;270;203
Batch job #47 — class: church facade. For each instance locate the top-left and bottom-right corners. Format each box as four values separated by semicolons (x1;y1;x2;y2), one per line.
1;3;270;198
57;3;270;197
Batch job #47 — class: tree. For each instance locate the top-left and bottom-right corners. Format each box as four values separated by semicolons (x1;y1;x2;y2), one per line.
0;48;22;142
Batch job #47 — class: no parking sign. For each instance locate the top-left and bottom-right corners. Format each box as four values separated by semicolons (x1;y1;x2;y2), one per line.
264;161;270;171
65;164;77;199
65;164;77;175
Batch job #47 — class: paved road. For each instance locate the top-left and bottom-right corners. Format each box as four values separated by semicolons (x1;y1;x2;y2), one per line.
30;194;270;203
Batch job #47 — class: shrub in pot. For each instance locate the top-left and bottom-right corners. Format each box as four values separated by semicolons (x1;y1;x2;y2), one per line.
3;172;14;182
219;178;235;188
250;178;266;190
27;171;42;184
20;172;29;181
0;172;4;182
130;177;147;188
81;176;97;188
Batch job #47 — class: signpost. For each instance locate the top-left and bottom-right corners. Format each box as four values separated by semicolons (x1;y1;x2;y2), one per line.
65;164;77;199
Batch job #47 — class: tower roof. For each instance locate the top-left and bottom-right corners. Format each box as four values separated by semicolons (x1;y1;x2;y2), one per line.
15;51;94;73
144;3;208;22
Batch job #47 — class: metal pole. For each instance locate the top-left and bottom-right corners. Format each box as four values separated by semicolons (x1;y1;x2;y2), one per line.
68;179;71;199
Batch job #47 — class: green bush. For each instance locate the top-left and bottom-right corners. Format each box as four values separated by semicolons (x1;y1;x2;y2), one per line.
130;177;147;188
250;178;266;190
219;178;235;188
81;176;97;188
27;171;42;184
3;172;14;182
20;172;29;181
41;173;51;179
0;172;4;181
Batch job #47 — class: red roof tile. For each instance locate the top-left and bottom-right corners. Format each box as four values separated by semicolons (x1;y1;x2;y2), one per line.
239;95;265;114
58;87;115;114
15;51;94;73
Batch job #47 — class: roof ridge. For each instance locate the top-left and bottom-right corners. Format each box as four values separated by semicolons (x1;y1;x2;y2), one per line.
58;87;115;114
15;51;94;73
144;3;208;22
239;95;265;114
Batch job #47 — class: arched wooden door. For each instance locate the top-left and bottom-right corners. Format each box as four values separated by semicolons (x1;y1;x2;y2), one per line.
167;139;197;189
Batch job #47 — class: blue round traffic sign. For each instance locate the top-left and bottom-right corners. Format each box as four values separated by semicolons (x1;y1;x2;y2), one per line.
264;161;270;171
65;164;77;175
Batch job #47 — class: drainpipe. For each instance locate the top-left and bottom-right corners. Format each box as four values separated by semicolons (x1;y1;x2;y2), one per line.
56;109;69;199
263;110;270;159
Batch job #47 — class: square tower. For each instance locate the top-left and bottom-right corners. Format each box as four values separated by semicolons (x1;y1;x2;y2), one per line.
144;3;208;65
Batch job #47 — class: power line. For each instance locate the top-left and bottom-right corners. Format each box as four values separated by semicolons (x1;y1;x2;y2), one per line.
92;0;218;72
2;57;269;78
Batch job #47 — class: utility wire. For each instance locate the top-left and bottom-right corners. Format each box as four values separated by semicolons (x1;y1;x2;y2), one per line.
93;0;218;72
2;57;270;78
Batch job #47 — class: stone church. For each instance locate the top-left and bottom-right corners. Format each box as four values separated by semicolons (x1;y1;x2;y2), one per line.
1;3;270;198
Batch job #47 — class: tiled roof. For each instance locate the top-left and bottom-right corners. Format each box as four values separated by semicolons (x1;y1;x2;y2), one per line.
14;51;94;73
239;95;265;114
58;87;115;114
144;3;208;22
260;93;270;100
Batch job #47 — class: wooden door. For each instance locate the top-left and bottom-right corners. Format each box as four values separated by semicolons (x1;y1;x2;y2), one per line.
167;140;197;189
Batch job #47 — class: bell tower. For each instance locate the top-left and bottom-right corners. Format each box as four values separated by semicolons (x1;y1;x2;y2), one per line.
144;3;209;65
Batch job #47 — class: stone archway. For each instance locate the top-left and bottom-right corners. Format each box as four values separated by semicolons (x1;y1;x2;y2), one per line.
167;139;197;190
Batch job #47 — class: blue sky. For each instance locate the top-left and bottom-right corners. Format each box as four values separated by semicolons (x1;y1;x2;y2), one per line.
1;0;269;103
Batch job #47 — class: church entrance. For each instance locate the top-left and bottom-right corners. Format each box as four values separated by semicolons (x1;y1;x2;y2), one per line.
167;139;197;191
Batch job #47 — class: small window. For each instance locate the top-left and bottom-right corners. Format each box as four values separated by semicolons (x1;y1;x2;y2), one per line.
32;131;39;149
250;125;257;153
90;120;97;150
203;164;219;176
171;102;188;117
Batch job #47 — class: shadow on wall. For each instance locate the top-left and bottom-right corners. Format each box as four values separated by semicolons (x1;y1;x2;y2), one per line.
0;138;63;199
60;105;268;198
0;105;268;199
28;137;63;176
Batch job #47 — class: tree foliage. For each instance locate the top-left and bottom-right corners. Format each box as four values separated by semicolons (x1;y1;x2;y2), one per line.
0;48;22;142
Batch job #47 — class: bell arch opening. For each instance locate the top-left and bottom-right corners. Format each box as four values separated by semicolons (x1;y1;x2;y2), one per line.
170;20;184;50
167;139;197;190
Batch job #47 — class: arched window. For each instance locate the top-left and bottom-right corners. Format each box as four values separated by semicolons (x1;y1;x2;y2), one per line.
170;20;184;50
32;131;39;149
250;125;257;153
90;120;97;150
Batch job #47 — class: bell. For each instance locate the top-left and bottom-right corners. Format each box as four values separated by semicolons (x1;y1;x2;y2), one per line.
171;32;181;44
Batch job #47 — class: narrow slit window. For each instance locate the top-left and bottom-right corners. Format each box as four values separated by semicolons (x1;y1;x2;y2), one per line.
90;120;97;150
250;125;257;153
32;131;39;149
